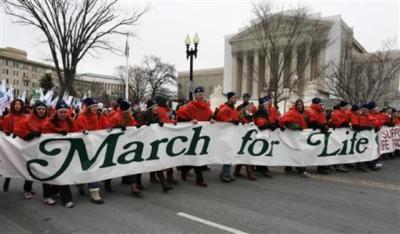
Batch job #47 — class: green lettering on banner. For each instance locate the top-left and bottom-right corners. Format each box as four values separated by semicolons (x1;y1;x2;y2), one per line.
237;129;279;156
184;126;210;155
117;141;145;164
166;136;188;156
27;133;123;181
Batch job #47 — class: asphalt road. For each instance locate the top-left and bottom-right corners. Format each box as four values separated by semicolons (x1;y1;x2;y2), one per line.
0;159;399;234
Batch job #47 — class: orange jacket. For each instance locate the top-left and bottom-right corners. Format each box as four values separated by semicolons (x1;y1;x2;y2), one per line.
368;112;383;129
330;109;349;127
2;113;26;134
216;103;241;122
176;100;213;121
280;107;308;129
41;118;74;134
73;112;109;132
108;110;138;127
307;103;327;125
14;114;48;139
156;106;176;124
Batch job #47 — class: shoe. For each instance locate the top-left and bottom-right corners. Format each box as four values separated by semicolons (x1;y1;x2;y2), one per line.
247;175;257;181
228;175;235;182
167;178;179;185
90;191;105;204
299;172;310;178
137;183;146;190
219;174;231;183
131;186;144;198
375;162;383;168
196;181;208;188
234;172;244;177
336;165;349;173
263;172;273;179
162;186;174;193
284;167;294;174
64;201;74;208
24;192;33;200
43;198;56;205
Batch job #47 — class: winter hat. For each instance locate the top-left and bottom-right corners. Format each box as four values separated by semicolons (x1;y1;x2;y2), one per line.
119;100;132;111
56;101;69;111
116;97;124;106
360;104;369;110
338;100;348;107
242;93;251;99
367;101;377;110
226;91;237;101
83;97;97;107
351;104;360;112
194;86;204;94
258;97;267;106
146;99;157;110
33;100;47;109
155;95;168;107
312;97;322;104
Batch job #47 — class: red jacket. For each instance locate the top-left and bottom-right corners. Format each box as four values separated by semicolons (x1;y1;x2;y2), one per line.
216;103;241;122
307;103;327;125
73;112;109;132
0;117;3;130
14;114;48;139
379;113;391;126
156;106;176;124
368;112;383;129
395;117;400;126
330;109;349;127
267;105;280;124
280;107;308;129
41;118;74;133
108;110;138;127
350;114;371;127
176;100;213;121
2;113;26;134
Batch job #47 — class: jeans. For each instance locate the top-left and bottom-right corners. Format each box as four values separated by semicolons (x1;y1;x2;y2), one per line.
220;164;232;176
88;182;100;192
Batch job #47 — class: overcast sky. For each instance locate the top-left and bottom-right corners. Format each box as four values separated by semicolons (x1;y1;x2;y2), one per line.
1;0;399;76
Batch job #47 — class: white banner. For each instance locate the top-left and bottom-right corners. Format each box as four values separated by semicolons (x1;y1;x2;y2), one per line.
378;126;400;154
0;123;379;185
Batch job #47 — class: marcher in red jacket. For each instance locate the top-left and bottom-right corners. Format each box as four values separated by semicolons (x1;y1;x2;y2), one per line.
330;101;350;128
2;99;26;135
349;104;372;131
176;87;212;187
236;93;257;115
40;101;75;208
280;99;310;178
107;99;144;197
307;98;331;175
216;91;241;182
367;102;383;131
73;97;106;204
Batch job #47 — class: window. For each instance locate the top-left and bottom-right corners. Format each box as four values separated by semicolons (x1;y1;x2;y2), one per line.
6;79;8;84
5;60;8;66
5;69;8;75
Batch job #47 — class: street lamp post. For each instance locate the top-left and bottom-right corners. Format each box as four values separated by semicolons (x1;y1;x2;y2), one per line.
185;33;199;101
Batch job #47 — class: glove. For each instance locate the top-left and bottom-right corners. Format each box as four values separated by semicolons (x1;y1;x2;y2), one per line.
231;120;240;125
374;128;380;133
60;131;68;136
352;125;361;132
258;125;269;130
120;126;126;131
33;131;41;138
270;123;278;131
279;126;285;131
25;132;37;141
158;122;164;127
339;122;350;128
146;122;151;126
136;125;141;129
12;134;16;138
5;132;11;136
83;130;89;135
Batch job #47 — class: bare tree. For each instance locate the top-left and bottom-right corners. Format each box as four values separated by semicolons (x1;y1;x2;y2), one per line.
116;65;148;104
246;0;331;106
327;40;400;104
142;55;177;98
2;0;147;96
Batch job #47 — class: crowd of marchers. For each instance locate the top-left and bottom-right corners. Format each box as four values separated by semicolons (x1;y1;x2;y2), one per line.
0;86;399;209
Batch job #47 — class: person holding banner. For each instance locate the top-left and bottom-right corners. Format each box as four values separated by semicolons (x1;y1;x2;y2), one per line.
141;98;174;193
252;96;278;178
73;97;108;204
2;99;32;195
176;86;212;187
107;99;144;198
280;99;310;178
216;91;242;183
40;101;75;208
14;101;58;205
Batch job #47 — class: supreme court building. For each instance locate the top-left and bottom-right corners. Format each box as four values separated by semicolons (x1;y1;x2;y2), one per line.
223;14;367;107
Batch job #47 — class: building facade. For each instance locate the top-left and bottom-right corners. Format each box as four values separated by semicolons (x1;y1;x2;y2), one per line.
0;47;124;102
0;47;56;97
177;67;224;100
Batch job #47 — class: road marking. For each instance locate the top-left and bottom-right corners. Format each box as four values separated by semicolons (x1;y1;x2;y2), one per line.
310;175;400;191
177;212;248;234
